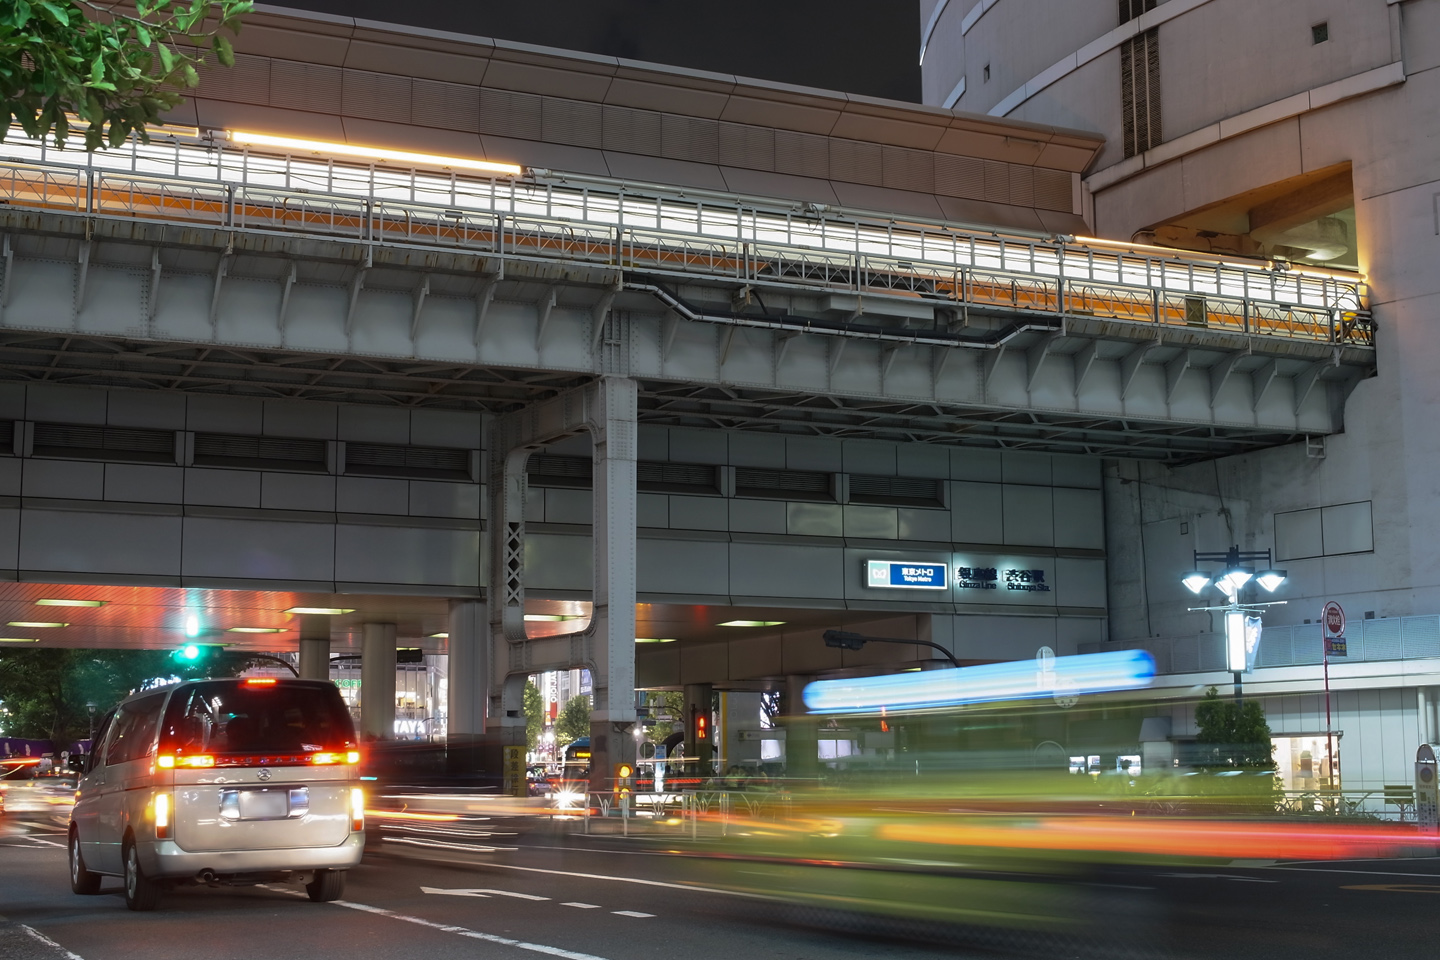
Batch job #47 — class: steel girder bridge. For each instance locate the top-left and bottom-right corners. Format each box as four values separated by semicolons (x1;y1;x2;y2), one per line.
0;126;1375;462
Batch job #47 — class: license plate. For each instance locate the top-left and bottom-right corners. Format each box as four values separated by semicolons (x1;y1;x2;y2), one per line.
220;788;290;821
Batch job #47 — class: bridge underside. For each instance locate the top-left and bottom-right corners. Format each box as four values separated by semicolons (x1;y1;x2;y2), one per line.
0;195;1373;463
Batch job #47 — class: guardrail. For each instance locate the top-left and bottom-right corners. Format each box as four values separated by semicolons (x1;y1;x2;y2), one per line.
0;128;1373;346
581;789;793;838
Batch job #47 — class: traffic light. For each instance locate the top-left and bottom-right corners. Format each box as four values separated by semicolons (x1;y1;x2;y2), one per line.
174;643;203;662
615;763;634;797
695;712;709;741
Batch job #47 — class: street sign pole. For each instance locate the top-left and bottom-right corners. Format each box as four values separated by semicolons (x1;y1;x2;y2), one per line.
1322;601;1346;791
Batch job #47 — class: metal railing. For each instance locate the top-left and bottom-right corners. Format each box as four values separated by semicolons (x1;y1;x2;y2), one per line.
0;127;1373;345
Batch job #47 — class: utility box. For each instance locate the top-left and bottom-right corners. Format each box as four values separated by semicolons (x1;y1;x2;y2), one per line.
1416;743;1438;833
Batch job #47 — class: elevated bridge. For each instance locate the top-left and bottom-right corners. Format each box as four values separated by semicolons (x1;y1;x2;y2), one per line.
0;126;1372;461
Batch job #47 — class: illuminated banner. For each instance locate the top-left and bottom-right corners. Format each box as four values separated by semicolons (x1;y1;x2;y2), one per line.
802;649;1156;715
866;560;948;589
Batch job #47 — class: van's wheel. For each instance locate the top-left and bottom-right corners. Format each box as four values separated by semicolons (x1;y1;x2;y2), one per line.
122;837;161;911
68;829;101;895
305;869;346;902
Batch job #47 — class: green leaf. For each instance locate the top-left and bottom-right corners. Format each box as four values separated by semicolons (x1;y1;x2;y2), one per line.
213;33;232;68
135;23;151;47
88;54;103;85
182;63;198;87
157;42;174;73
35;1;69;27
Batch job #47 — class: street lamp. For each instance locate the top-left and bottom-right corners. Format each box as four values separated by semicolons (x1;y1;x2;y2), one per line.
1182;546;1287;702
822;629;962;669
85;701;96;742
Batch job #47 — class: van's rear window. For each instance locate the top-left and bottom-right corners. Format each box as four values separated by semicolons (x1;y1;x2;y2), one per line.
158;681;356;754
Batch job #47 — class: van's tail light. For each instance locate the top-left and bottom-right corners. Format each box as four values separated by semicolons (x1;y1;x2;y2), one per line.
346;751;361;764
154;792;171;839
157;754;214;769
350;787;364;832
311;751;363;766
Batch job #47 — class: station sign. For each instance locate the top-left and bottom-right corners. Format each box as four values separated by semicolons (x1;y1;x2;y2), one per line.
866;560;948;589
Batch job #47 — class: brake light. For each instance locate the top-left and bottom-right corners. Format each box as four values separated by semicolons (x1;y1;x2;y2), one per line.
346;751;361;764
154;792;171;839
311;751;362;766
350;787;364;831
244;677;278;686
157;756;175;769
180;755;215;768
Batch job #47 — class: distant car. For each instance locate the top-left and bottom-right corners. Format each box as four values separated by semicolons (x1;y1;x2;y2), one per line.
2;770;76;823
69;677;365;911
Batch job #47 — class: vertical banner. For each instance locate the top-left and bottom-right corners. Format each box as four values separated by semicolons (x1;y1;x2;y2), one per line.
1245;615;1264;672
503;745;527;798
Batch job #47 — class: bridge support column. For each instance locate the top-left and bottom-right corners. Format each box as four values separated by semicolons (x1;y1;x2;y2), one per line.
782;674;819;785
297;614;330;681
360;622;396;741
486;377;639;796
447;600;487;737
586;377;639;795
684;683;713;777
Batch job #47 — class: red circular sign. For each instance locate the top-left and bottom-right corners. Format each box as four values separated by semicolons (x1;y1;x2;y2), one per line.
1323;601;1346;637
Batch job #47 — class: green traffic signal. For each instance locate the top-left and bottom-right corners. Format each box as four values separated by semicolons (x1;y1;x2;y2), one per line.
176;643;203;661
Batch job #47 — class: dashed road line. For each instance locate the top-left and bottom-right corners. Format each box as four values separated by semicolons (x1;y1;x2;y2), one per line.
561;902;601;909
20;924;87;960
334;899;612;960
611;911;653;919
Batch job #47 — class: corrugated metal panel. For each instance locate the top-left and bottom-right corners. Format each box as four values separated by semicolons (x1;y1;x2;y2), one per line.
527;454;591;487
341;70;411;125
849;474;942;506
32;423;173;463
346;442;470;481
193;433;326;471
1007;164;1035;207
934;154;985;199
412;80;481;133
603;105;662;155
982;160;1011;203
196;53;271;105
1034;168;1073;212
661;115;719;164
881;146;935;194
480;88;542;140
269;60;342;116
735;466;830;498
544;97;603;149
1403;615;1440;660
1359;617;1398;660
637;461;718;493
1171;636;1198;673
1258;624;1292;667
773;130;828;179
1198;634;1225;672
1292;623;1323;665
717;123;774;170
828;138;883;187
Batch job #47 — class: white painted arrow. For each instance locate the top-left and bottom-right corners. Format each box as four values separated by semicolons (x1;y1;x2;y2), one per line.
421;887;550;900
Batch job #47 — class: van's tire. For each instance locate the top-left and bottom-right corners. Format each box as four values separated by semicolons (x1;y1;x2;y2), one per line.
68;829;101;895
306;869;346;902
122;837;161;911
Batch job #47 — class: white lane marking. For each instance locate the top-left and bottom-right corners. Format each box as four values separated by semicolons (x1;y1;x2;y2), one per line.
334;899;612;960
413;855;768;900
422;887;549;901
383;837;519;854
258;884;307;898
612;911;654;918
1157;873;1277;883
20;925;87;960
24;836;65;848
561;902;601;909
1265;866;1440;879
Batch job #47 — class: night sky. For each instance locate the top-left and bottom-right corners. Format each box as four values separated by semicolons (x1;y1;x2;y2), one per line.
269;1;923;103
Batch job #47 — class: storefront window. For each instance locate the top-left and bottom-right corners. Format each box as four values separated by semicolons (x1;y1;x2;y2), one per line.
1273;735;1340;791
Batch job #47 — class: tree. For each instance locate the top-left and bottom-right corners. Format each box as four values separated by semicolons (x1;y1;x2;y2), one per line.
0;646;257;744
1;0;251;151
554;694;591;746
523;679;544;751
1194;686;1277;769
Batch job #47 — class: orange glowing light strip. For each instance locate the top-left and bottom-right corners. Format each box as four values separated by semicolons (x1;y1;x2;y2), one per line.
229;131;524;177
369;810;461;822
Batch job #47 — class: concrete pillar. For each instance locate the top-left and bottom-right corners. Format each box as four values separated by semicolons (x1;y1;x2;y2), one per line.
722;692;764;771
587;377;639;794
684;683;714;777
447;600;486;737
781;674;819;784
297;614;331;681
360;622;396;740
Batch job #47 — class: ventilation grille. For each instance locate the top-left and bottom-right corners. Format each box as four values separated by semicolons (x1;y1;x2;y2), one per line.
33;423;173;463
1120;0;1162;160
527;454;592;488
849;474;943;507
194;433;326;472
638;461;718;493
0;420;14;452
346;442;471;481
735;467;830;500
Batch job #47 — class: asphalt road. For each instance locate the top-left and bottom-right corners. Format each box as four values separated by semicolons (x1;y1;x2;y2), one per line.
1;813;1435;960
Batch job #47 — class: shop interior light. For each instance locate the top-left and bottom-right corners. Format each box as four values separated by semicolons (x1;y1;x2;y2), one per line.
284;607;355;616
8;621;67;628
229;130;524;176
718;620;785;627
635;637;678;644
428;632;449;639
35;598;106;607
1181;572;1212;594
523;614;582;622
0;638;38;643
1255;570;1288;592
227;627;284;633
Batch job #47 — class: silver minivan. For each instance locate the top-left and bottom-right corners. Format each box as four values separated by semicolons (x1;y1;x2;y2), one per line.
68;677;365;911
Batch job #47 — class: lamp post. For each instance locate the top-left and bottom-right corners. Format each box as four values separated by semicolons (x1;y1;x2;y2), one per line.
1181;546;1288;703
85;701;96;743
822;629;962;669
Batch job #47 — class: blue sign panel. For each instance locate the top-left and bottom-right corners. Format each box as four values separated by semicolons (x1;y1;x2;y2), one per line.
866;560;948;589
